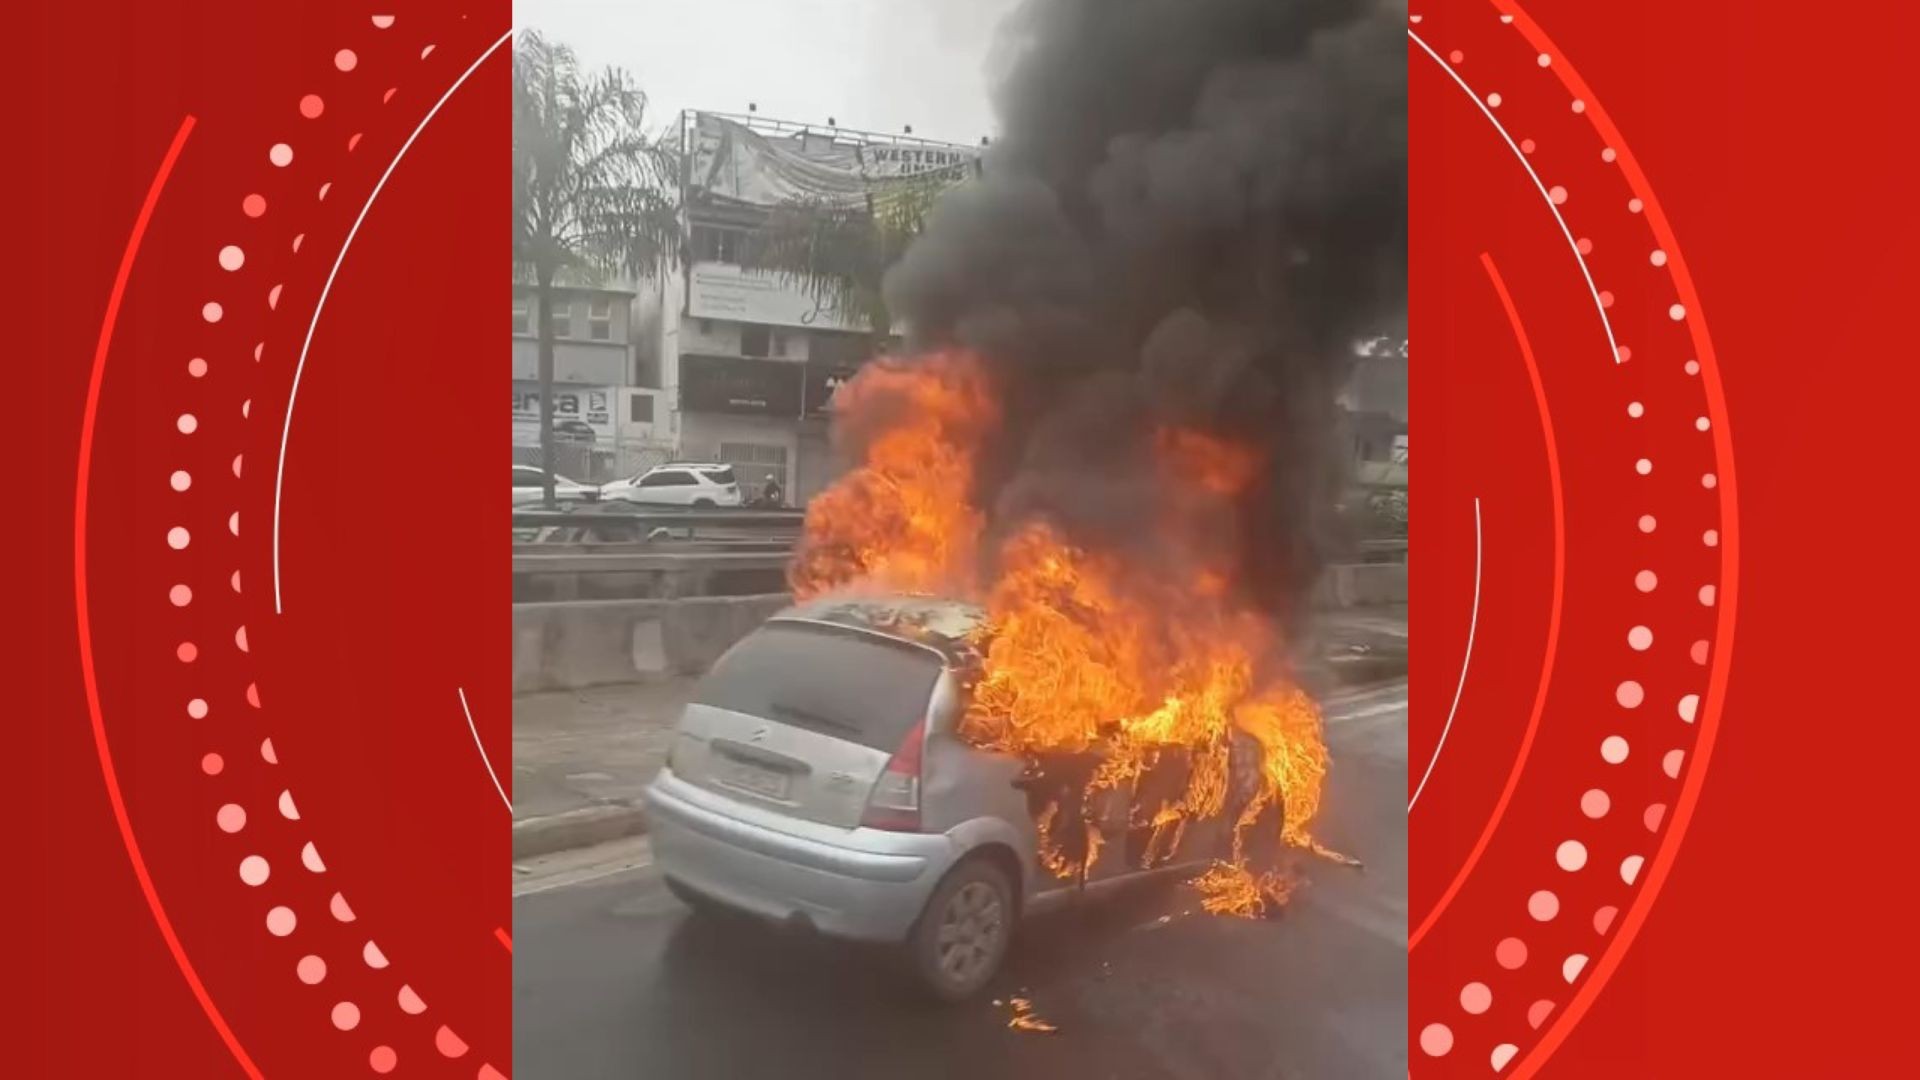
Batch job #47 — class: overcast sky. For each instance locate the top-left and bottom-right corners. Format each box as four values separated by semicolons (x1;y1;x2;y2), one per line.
516;0;1026;147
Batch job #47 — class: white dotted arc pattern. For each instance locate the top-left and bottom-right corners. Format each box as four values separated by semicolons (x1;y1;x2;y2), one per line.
1408;7;1727;1075
175;15;504;1076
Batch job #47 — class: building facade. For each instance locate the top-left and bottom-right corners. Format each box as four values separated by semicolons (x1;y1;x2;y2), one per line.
511;282;673;482
1339;337;1409;483
652;111;981;504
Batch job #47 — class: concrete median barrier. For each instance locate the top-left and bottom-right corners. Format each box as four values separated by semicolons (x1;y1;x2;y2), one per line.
1313;563;1408;609
513;594;792;693
514;566;1401;694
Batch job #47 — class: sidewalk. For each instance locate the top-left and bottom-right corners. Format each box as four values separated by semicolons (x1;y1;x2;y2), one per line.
510;605;1409;860
512;679;695;859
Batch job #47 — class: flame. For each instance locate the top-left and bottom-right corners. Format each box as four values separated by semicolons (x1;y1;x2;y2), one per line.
1006;996;1059;1034
1191;861;1295;919
1033;801;1078;881
1233;684;1329;847
1155;427;1262;497
789;350;997;600
790;351;1335;917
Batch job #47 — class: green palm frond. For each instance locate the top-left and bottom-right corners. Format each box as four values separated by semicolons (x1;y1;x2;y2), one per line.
512;30;681;504
513;30;680;285
737;169;956;338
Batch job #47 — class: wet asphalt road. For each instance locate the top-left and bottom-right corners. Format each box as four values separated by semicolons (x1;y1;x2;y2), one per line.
513;680;1407;1080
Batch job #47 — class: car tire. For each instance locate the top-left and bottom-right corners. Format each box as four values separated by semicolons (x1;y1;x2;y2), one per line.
905;857;1015;1003
692;498;715;508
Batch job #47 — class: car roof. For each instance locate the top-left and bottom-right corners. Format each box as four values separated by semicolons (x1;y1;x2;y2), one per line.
775;595;987;668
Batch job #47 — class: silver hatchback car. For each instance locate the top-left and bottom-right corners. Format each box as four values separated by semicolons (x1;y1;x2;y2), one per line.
645;596;1261;1000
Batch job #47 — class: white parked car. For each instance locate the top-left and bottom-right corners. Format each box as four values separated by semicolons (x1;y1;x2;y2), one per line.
512;464;598;506
601;463;743;507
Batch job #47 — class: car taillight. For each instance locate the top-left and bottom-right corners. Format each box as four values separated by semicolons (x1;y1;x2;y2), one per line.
860;722;926;832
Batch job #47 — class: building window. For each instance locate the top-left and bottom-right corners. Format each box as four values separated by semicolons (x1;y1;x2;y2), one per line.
740;324;771;358
771;330;788;357
630;394;654;424
549;298;574;338
512;297;530;335
589;297;613;341
691;225;742;263
810;330;870;368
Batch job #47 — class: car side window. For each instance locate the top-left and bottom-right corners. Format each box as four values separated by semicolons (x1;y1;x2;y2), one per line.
514;469;541;487
638;470;693;488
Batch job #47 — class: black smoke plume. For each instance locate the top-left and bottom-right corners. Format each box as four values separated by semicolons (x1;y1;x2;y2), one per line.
882;0;1406;624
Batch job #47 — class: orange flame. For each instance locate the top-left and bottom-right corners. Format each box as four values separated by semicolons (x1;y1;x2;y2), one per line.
789;350;997;600
790;351;1334;917
1191;861;1295;919
1155;427;1262;497
1006;996;1059;1034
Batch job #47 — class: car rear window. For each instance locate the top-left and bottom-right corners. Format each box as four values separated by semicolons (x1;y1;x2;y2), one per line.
704;467;737;486
693;622;941;752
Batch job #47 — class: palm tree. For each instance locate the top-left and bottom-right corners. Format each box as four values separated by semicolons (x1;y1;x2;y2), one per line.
512;31;680;505
739;170;957;348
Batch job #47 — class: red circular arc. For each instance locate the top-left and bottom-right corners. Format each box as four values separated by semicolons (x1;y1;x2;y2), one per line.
1409;251;1566;952
74;114;265;1080
1494;2;1741;1074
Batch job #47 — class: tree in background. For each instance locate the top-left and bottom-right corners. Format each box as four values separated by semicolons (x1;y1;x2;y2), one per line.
739;172;957;349
512;31;679;505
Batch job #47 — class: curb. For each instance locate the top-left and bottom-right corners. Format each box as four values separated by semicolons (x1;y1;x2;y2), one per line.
512;801;649;861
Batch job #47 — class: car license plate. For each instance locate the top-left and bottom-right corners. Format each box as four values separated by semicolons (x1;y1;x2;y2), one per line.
720;757;790;800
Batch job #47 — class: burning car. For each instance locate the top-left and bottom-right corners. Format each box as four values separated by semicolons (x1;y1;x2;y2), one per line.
648;0;1399;1011
646;595;1275;1001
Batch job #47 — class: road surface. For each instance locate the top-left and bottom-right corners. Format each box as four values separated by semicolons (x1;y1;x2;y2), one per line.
512;680;1407;1080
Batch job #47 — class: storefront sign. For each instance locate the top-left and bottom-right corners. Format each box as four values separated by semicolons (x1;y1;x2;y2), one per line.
679;354;803;417
687;263;869;333
511;382;615;443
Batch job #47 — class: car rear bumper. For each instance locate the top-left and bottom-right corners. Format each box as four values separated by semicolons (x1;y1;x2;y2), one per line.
646;770;958;942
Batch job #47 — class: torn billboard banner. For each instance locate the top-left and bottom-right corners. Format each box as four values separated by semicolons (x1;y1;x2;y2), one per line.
688;113;981;210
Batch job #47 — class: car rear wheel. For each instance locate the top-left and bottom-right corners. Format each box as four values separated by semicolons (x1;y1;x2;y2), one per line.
906;857;1014;1002
692;498;715;508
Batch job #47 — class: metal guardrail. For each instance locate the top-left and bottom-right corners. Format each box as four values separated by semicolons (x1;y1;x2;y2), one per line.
510;507;805;529
512;551;788;574
511;506;802;600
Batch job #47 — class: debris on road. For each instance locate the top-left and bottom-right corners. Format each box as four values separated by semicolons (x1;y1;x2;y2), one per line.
1006;994;1059;1035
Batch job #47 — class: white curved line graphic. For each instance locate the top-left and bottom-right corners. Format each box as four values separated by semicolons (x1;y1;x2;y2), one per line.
459;687;512;813
1409;496;1480;813
1407;29;1622;366
273;29;515;613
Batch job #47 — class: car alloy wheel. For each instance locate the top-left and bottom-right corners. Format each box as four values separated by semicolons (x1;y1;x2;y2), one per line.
909;857;1014;1001
936;881;1005;986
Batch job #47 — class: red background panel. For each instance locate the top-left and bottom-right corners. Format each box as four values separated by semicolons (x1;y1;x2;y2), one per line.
7;2;509;1075
6;0;1920;1075
1411;0;1920;1075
